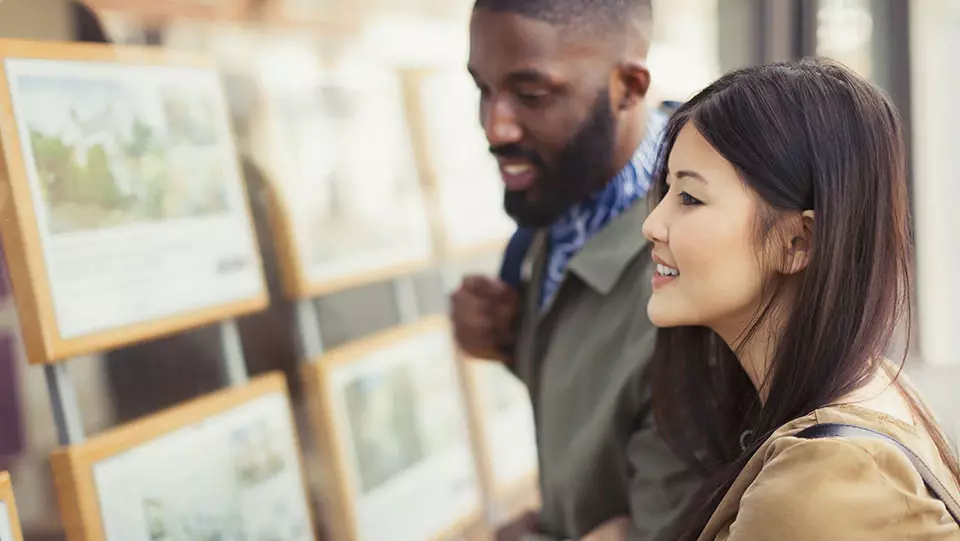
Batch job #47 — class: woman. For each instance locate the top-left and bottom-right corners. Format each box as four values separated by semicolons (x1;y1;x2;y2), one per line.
639;58;960;540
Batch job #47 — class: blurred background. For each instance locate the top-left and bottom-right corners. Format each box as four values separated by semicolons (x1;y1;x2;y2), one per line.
0;0;956;539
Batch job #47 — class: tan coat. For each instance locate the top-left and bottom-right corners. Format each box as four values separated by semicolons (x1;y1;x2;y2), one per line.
700;403;960;540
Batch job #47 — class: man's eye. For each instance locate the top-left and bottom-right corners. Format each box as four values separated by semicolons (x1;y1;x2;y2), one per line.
517;91;550;106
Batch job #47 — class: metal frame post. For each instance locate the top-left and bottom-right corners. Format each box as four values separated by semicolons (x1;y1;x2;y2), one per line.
44;363;85;446
295;298;325;362
392;275;420;324
219;319;249;386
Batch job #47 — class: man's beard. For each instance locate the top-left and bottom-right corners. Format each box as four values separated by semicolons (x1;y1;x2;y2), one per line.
495;90;617;228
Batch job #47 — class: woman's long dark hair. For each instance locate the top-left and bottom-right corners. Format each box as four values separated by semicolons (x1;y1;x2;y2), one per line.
649;58;960;539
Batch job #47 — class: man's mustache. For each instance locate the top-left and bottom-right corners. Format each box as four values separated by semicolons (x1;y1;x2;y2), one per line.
489;144;545;167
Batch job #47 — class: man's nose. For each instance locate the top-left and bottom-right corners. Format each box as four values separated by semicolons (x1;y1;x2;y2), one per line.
482;98;522;146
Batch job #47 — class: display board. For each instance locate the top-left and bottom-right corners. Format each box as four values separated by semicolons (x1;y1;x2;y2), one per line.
466;360;538;499
401;68;514;260
0;251;24;457
0;471;25;541
50;373;314;541
303;317;482;541
81;0;249;22
0;331;23;458
0;40;268;364
250;45;434;299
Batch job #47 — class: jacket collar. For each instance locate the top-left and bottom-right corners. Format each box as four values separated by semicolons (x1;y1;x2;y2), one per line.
565;197;651;295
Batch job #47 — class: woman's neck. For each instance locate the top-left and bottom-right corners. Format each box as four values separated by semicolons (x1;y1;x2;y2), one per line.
725;321;778;403
716;309;912;421
711;296;793;404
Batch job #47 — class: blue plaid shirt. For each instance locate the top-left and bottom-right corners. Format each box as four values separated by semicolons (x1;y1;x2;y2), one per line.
540;108;669;309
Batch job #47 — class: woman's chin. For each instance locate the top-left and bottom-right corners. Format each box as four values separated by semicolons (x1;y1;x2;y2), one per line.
647;297;678;328
647;294;699;328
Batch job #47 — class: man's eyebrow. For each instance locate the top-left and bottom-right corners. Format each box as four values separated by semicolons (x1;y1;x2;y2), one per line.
503;69;552;84
466;67;556;87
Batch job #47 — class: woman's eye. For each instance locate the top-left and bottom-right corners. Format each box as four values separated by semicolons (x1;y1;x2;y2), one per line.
679;191;703;206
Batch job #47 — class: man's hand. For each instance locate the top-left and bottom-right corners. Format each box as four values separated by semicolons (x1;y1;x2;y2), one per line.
450;275;519;362
580;517;631;541
496;509;541;541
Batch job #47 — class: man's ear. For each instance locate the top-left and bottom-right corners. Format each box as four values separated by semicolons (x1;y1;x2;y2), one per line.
614;61;650;111
784;210;815;275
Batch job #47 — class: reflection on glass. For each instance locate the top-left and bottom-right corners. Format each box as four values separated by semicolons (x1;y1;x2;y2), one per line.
816;0;874;79
345;364;426;494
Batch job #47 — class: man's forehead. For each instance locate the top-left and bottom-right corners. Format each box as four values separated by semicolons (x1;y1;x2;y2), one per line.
468;10;608;76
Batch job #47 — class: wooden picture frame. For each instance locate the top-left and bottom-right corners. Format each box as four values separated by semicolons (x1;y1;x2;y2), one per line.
248;47;435;300
82;0;251;23
435;261;538;525
353;0;471;21
463;359;539;506
0;471;25;541
399;68;514;262
0;39;269;364
50;372;315;541
258;0;359;34
302;317;483;541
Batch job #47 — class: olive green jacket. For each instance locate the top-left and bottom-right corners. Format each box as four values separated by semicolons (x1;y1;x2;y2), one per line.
509;199;701;541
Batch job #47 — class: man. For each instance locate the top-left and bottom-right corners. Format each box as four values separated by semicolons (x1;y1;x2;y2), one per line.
452;1;701;540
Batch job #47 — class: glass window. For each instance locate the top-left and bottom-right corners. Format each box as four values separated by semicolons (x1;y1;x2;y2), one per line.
909;0;960;366
815;0;875;79
648;0;722;103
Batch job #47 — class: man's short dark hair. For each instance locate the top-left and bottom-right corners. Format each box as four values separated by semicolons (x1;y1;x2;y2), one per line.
472;0;653;51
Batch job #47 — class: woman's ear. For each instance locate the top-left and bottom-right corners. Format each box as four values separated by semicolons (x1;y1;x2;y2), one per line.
784;210;815;275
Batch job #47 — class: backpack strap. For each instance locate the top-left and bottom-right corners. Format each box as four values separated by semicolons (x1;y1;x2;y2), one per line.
499;227;534;290
796;422;960;524
495;227;534;357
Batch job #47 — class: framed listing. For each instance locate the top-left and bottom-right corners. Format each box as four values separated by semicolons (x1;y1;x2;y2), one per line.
251;47;434;299
50;372;315;541
0;40;268;364
303;317;482;541
402;68;514;260
466;360;538;500
0;471;24;541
